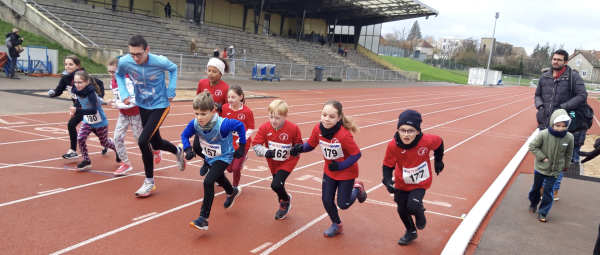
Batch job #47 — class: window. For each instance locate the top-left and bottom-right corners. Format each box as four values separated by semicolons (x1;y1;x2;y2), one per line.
443;39;446;43
576;59;582;66
582;69;588;77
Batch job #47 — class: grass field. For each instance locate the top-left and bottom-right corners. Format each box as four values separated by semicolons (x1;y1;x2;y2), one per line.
380;55;468;84
1;19;106;74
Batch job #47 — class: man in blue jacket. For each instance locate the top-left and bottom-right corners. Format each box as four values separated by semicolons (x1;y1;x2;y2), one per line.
116;35;184;197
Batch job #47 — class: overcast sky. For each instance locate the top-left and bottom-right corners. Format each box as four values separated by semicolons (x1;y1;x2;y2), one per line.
381;0;600;56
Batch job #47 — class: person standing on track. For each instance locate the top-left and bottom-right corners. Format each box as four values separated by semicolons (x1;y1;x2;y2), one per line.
48;55;107;160
116;35;185;197
290;100;367;237
528;109;574;222
252;99;302;220
381;110;445;246
221;85;255;187
70;71;117;170
106;57;142;175
182;92;246;231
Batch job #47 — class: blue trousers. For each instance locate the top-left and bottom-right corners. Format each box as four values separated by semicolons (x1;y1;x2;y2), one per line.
529;170;557;215
572;145;581;163
542;171;563;191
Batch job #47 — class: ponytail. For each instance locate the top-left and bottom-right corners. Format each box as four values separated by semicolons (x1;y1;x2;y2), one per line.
323;100;359;133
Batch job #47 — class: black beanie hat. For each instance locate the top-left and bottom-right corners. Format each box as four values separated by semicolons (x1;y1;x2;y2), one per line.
397;110;422;131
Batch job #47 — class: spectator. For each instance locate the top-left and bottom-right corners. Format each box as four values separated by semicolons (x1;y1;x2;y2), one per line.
190;39;197;56
229;46;236;74
242;49;247;69
222;48;227;59
534;49;587;130
164;2;172;18
288;28;292;38
344;46;348;57
213;46;220;57
111;0;118;12
5;28;24;79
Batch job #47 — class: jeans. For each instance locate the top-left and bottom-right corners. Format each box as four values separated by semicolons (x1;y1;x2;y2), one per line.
9;56;17;77
542;171;563;191
572;145;581;163
529;170;557;215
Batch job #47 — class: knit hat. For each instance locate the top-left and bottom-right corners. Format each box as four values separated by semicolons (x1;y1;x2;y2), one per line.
397;110;422;131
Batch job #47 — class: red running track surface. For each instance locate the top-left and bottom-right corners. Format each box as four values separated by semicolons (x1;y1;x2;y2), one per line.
0;86;540;254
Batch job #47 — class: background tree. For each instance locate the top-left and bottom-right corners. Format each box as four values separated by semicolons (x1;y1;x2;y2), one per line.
407;21;422;41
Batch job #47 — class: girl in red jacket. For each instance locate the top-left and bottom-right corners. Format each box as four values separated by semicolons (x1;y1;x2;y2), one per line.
381;109;445;246
291;100;367;237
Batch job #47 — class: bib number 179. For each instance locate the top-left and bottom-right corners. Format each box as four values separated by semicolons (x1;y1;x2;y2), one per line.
323;148;337;158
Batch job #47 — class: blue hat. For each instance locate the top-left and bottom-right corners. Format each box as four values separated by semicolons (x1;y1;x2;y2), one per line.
397;110;422;131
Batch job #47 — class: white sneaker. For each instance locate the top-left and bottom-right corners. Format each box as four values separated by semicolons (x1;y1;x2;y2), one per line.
135;180;155;197
176;145;185;171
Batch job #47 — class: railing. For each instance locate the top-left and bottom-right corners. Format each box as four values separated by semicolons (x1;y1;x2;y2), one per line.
1;0;24;15
29;0;99;48
83;0;151;15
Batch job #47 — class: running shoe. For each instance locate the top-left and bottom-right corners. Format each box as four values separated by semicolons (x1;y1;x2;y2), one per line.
153;150;162;164
101;146;108;155
415;208;427;230
224;186;241;209
324;222;343;237
189;216;209;230
275;194;292;220
62;149;79;160
114;162;133;175
199;161;210;176
176;145;185;171
554;190;559;201
397;231;418;246
75;160;92;171
529;205;537;213
354;181;367;203
538;213;547;222
135;180;156;197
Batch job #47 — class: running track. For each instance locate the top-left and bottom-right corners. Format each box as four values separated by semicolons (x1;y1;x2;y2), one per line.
0;86;543;254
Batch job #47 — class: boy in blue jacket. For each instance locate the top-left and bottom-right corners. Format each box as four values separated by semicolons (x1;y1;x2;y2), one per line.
116;35;185;197
181;92;247;231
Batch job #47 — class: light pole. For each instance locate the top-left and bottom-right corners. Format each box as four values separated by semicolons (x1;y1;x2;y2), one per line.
484;12;499;86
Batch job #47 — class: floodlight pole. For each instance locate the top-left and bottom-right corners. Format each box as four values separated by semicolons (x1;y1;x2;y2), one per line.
484;12;499;86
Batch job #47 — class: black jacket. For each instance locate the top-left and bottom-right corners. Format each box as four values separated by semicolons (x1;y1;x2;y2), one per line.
573;130;587;146
534;65;587;129
51;68;105;104
5;32;23;58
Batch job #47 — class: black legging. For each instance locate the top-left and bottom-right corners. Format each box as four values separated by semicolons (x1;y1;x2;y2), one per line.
272;170;291;202
69;111;98;151
138;107;177;178
322;173;359;224
199;160;234;218
394;188;426;232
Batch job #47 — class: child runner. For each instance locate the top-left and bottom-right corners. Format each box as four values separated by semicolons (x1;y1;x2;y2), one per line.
105;57;142;175
116;35;185;197
70;71;117;170
48;55;106;159
381;110;445;246
528;109;574;222
290;100;367;237
252;99;302;219
181;92;246;230
221;85;255;187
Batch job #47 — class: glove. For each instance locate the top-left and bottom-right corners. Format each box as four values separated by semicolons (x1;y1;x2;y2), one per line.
110;103;119;109
48;89;55;97
233;144;246;159
214;103;223;112
537;105;543;109
563;167;568;172
383;179;397;194
594;138;600;148
290;144;303;157
434;161;444;175
265;150;275;158
328;161;339;171
184;147;196;160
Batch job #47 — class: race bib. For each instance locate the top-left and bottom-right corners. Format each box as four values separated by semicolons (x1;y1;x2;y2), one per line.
85;112;102;124
112;88;121;102
200;139;222;158
319;140;344;160
67;85;77;99
402;161;430;184
268;141;292;161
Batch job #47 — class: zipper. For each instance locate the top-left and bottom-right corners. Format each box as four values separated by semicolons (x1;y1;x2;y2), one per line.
551;136;560;171
142;64;147;109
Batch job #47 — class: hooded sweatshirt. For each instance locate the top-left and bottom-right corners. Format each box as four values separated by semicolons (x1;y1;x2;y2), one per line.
528;109;574;176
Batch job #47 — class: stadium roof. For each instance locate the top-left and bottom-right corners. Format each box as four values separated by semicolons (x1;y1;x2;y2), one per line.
227;0;439;26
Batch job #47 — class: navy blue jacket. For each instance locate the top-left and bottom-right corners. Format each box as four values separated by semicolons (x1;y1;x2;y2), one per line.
573;130;587;146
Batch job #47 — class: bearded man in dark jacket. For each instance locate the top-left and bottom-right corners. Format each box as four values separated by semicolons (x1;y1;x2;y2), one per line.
534;49;587;130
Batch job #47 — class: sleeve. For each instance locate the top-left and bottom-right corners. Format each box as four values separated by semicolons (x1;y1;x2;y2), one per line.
116;59;131;100
294;125;303;144
383;142;397;168
564;136;574;168
180;120;197;150
11;35;22;46
307;125;320;147
343;133;361;156
337;152;361;170
116;78;137;109
163;57;178;99
534;75;544;109
76;95;99;115
528;132;547;161
52;77;68;97
196;80;203;95
253;144;269;157
222;119;247;145
95;79;105;98
560;72;588;111
433;140;444;162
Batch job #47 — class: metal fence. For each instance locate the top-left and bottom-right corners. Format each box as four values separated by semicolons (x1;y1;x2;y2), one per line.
378;45;406;57
151;53;419;81
499;74;537;86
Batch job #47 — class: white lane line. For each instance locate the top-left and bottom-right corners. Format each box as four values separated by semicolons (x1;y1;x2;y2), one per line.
259;105;533;255
428;192;467;200
295;174;313;181
423;199;452;208
247;185;322;196
132;212;158;221
250;242;273;254
364;199;462;219
49;175;273;255
37;188;64;194
594;115;600;128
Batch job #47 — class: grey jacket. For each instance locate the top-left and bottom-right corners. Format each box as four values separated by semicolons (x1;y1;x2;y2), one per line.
534;65;587;129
